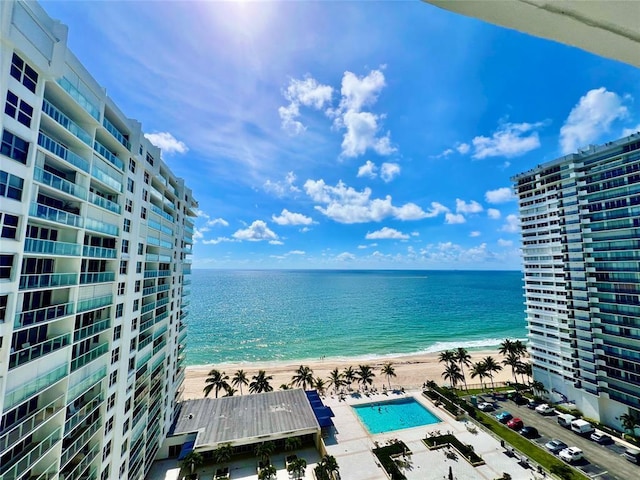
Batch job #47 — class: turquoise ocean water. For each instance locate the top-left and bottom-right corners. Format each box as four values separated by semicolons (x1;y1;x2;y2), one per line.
185;270;527;366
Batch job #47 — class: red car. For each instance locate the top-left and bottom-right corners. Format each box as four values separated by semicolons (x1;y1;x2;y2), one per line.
507;417;524;430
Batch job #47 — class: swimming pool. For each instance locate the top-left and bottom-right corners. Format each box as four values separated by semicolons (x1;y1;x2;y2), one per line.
352;397;441;434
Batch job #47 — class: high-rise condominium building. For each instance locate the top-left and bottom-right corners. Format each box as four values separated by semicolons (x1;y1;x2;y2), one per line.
0;1;196;479
513;133;640;429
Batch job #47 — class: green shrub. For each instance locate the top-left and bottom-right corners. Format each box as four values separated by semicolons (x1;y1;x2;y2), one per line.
372;442;411;480
423;434;483;465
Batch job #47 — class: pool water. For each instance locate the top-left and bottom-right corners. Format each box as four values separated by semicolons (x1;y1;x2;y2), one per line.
352;397;441;434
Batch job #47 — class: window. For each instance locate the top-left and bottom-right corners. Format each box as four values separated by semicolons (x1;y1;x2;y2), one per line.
130;338;137;351
0;170;24;201
125;199;133;213
10;53;38;93
111;347;120;364
107;393;116;410
109;371;118;387
127;178;134;193
144;171;149;184
128;357;135;370
137;243;144;255
125;397;131;413
136;261;142;274
1;213;19;239
121;440;128;456
117;282;125;295
5;91;33;127
146;153;154;166
1;130;29;164
140;207;147;219
143;189;148;201
105;416;114;434
0;254;14;279
123;418;130;434
116;303;123;318
0;295;8;322
119;463;127;478
102;440;112;461
113;325;122;341
133;299;139;312
119;260;127;274
128;158;136;173
101;469;109;480
134;280;141;293
123;218;130;233
121;239;129;254
131;317;138;330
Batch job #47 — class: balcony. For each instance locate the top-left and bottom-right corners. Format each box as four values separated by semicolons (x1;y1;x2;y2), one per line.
150;203;173;222
74;318;111;343
34;165;87;200
57;77;100;120
85;217;119;236
153;339;167;356
77;294;113;313
38;131;90;173
140;317;154;332
25;238;81;256
0;426;62;480
91;162;122;193
141;302;156;314
70;342;109;371
9;333;71;369
60;419;101;468
137;349;153;369
79;271;115;285
41;98;92;145
64;391;103;435
19;272;77;290
82;245;117;259
15;301;74;329
61;442;99;480
88;191;121;214
138;335;153;351
103;116;131;150
67;366;106;402
94;140;124;170
30;202;83;228
3;365;68;410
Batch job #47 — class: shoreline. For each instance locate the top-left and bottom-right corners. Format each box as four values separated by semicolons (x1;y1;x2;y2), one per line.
182;348;516;400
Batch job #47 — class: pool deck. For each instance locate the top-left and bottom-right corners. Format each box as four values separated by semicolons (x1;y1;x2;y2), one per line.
148;390;541;480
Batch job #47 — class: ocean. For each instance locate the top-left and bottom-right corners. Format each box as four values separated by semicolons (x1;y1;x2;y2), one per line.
185;270;527;366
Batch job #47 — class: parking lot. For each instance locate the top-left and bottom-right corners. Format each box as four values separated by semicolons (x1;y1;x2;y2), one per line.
483;396;639;480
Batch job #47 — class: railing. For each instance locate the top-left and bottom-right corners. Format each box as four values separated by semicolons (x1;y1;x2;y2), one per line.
9;333;71;369
157;283;170;292
85;217;119;236
34;165;87;200
30;202;83;227
156;297;169;308
70;342;109;371
138;335;153;351
103;116;131;150
25;237;81;256
137;349;153;368
32;457;59;480
145;253;172;262
42;98;92;145
62;442;99;480
0;426;62;480
88;191;121;214
67;366;106;403
142;286;157;296
60;419;101;467
4;365;68;410
91;161;123;192
64;392;103;434
19;272;77;290
82;245;117;258
141;302;156;314
15;301;74;329
140;317;154;332
76;294;113;313
57;76;100;120
38;131;90;172
94;140;124;170
155;311;168;323
152;339;167;355
79;271;115;284
74;318;111;342
154;325;168;339
150;203;173;222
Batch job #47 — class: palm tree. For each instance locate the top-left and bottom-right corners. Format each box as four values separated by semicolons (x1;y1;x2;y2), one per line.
180;451;203;476
255;441;275;464
498;339;516;357
438;350;456;368
285;436;302;452
356;364;375;390
258;464;276;480
287;457;307;479
454;347;472;391
223;386;237;397
320;454;339;480
470;361;488;390
327;368;344;394
502;352;523;384
203;369;230;398
280;383;291;390
291;365;315;390
232;369;249;395
343;366;356;391
442;362;463;389
381;362;397;389
516;361;532;385
513;339;528;357
482;356;502;390
621;412;639;437
314;377;327;395
213;443;233;464
249;370;274;393
531;380;547;397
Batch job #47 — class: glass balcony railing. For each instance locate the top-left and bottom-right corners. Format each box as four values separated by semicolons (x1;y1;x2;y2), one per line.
64;391;103;435
82;245;117;259
155;311;169;323
0;426;62;480
60;419;101;468
91;162;123;193
145;253;171;262
9;333;71;369
141;302;156;314
140;317;154;332
138;335;153;352
85;217;119;236
158;283;170;292
38;131;90;173
79;271;115;285
25;238;81;256
94;140;124;170
103;116;131;150
42;98;92;145
154;325;168;339
67;366;106;403
150;203;173;222
3;365;68;410
74;318;111;343
19;272;77;290
70;342;109;372
15;301;75;329
88;191;121;214
137;350;152;369
156;297;169;308
34;165;87;200
30;202;83;228
57;77;100;120
32;458;59;480
62;442;99;480
76;294;113;313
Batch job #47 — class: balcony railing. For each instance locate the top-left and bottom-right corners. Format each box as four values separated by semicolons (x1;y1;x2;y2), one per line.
19;272;77;290
4;365;68;410
70;342;109;372
42;98;92;145
34;165;87;200
9;333;71;369
82;245;117;259
15;301;74;329
79;271;115;285
94;140;124;170
64;391;103;435
137;349;153;368
103;116;131;149
38;131;90;173
145;253;172;262
91;162;123;193
152;339;167;356
67;366;106;403
25;238;81;256
60;419;101;468
0;426;62;480
150;203;173;222
138;335;153;351
88;191;121;214
85;217;119;236
62;442;99;480
57;77;100;120
74;318;111;343
76;294;113;313
30;202;83;228
141;302;156;314
155;311;168;323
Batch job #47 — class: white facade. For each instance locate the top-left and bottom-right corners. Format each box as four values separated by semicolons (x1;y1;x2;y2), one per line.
0;1;196;479
513;133;640;430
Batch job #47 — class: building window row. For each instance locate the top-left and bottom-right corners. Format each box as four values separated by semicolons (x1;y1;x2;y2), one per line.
10;53;38;93
4;90;33;127
1;130;29;164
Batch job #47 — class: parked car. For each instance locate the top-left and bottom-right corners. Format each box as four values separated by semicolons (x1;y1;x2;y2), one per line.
623;448;640;464
590;431;612;444
507;417;524;430
519;426;539;438
535;403;555;415
495;411;513;423
571;419;595;436
545;439;568;454
512;394;529;405
559;447;584;463
478;402;494;412
527;400;541;410
557;413;577;428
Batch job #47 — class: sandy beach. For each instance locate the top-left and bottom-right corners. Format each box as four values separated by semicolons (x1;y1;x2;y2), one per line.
182;349;516;399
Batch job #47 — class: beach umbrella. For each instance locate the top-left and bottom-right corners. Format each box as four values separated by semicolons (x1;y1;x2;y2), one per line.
448;465;453;480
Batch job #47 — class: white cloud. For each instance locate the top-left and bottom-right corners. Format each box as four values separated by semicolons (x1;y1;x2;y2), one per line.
485;187;515;203
232;220;279;242
303;179;428;223
269;240;284;245
456;199;483;214
263;171;300;197
336;252;355;261
202;236;234;245
279;75;333;135
288;250;305;255
498;238;513;247
445;213;466;224
357;160;378;178
271;209;313;226
501;214;520;233
487;208;501;220
470;231;481;237
380;162;400;182
456;143;470;154
357;245;368;249
365;227;409;240
144;132;188;154
424;202;450;218
560;88;629;154
196;209;210;219
472;121;546;159
206;218;229;227
622;124;640;137
411;232;419;237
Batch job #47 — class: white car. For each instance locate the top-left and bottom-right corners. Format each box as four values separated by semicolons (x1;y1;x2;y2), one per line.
559;447;584;463
478;402;494;412
535;403;554;415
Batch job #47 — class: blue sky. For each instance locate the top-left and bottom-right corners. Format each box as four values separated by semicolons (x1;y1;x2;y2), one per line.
41;1;640;270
